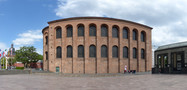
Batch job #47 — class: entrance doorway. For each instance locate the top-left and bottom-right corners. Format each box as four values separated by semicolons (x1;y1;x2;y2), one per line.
157;54;168;73
171;52;184;72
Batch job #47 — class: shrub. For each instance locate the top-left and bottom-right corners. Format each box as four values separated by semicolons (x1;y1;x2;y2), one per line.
16;67;24;70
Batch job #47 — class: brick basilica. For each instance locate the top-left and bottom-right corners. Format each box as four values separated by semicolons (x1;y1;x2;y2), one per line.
42;17;152;73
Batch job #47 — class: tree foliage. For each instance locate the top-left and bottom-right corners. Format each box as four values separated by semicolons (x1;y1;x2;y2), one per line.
8;58;16;66
14;46;43;67
1;57;6;65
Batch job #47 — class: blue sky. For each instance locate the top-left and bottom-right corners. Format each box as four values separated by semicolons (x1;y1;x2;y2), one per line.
0;0;60;54
1;0;187;54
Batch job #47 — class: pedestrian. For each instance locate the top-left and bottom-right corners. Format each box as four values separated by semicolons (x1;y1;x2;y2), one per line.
124;65;127;74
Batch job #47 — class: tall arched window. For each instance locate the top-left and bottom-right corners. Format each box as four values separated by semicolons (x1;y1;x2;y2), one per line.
101;24;108;37
78;24;84;36
45;36;48;45
123;27;128;39
133;48;137;58
89;24;96;36
89;45;96;57
67;45;73;57
141;31;145;42
101;45;107;57
56;46;62;58
112;46;118;58
67;25;73;37
112;26;119;38
141;49;145;59
45;52;48;60
56;27;62;39
133;29;137;40
123;46;128;58
78;45;84;57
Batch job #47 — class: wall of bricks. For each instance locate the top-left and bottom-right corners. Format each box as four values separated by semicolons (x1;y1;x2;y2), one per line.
42;17;152;74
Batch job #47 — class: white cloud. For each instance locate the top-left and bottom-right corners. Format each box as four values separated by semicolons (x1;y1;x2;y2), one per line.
55;0;187;47
0;42;8;51
12;30;43;55
13;30;42;46
36;48;43;55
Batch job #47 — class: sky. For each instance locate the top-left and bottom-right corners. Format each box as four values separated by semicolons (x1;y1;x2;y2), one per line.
0;0;187;54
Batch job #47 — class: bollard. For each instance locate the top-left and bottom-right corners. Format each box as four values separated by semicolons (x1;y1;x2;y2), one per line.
29;69;32;74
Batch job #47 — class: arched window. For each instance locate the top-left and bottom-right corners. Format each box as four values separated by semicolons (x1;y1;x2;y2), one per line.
67;25;73;37
112;46;118;58
101;45;107;57
78;24;84;36
56;27;62;39
133;48;137;58
45;36;48;45
133;29;137;40
123;27;128;39
56;46;62;58
141;49;145;59
89;24;96;36
101;24;108;37
45;52;48;60
78;45;84;57
112;26;119;38
123;46;128;58
67;45;73;57
141;31;145;42
89;45;96;57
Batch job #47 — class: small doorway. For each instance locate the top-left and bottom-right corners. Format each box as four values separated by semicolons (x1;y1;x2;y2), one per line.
56;66;60;73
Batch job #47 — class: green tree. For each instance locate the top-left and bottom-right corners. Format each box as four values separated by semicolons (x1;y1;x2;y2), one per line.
1;57;7;69
36;54;43;60
14;46;43;68
7;57;16;66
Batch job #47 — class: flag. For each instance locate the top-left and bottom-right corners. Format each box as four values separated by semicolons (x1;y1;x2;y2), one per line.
0;51;3;59
0;50;2;59
0;49;1;58
5;49;8;57
3;51;5;57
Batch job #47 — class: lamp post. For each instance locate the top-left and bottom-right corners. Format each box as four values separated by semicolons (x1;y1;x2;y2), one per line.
5;57;7;69
2;58;4;69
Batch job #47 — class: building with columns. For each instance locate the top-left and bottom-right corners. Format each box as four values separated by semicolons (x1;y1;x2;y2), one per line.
42;17;152;73
153;41;187;74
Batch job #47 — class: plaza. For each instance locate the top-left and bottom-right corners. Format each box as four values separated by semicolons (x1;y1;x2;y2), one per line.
0;74;187;90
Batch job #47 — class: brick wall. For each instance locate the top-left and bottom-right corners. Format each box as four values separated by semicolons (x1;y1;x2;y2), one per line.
42;17;152;73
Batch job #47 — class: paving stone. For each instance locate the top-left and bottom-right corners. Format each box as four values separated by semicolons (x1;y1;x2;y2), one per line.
0;74;187;90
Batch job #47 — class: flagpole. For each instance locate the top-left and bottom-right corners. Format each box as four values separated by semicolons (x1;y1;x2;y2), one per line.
0;58;1;70
0;49;1;70
3;57;4;69
5;57;7;69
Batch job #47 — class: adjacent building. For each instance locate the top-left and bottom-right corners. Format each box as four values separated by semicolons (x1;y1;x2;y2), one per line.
153;41;187;74
42;17;152;73
6;44;16;69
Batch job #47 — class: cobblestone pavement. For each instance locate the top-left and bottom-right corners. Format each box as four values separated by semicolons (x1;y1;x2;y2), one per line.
0;74;187;90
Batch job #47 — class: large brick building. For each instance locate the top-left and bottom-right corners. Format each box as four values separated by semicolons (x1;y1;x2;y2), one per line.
42;17;152;74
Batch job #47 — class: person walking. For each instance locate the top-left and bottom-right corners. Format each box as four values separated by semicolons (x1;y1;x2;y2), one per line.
124;65;127;74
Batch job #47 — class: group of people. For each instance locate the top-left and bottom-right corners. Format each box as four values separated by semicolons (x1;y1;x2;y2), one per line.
124;65;136;74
